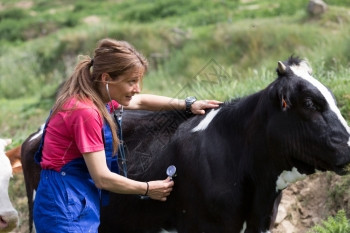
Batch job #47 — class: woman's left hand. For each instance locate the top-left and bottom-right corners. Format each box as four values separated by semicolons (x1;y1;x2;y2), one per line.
191;100;222;115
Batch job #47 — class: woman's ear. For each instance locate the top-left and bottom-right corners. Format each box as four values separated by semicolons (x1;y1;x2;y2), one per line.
101;73;111;84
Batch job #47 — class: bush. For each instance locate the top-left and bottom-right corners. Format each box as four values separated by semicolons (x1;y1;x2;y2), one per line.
308;210;350;233
0;7;27;20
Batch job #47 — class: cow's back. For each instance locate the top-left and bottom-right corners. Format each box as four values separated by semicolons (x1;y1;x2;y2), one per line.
100;110;190;233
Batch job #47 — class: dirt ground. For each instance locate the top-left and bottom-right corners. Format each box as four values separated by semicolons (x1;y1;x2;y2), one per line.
273;172;348;233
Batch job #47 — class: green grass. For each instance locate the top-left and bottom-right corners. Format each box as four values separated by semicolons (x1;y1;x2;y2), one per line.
0;97;50;146
2;1;350;100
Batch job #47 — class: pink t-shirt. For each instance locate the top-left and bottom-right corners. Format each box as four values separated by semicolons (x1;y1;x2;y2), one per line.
41;98;119;172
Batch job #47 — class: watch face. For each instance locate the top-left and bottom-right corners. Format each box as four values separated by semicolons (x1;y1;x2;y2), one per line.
186;96;197;104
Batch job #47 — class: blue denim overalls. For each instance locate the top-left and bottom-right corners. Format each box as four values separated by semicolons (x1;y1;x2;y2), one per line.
33;109;120;233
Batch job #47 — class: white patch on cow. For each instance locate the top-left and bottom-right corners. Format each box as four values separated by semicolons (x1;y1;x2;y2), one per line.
290;61;350;147
0;138;19;232
29;124;45;142
240;221;247;233
191;108;221;132
276;167;306;191
158;229;177;233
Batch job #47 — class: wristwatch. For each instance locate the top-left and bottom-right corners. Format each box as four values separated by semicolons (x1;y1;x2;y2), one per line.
185;96;197;114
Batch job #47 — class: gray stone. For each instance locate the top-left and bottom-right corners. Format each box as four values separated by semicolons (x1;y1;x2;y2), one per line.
307;0;328;16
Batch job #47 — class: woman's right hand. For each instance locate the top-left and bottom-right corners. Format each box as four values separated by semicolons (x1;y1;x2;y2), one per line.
146;177;174;201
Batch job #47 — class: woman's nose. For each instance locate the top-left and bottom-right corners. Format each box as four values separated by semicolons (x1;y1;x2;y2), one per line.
133;83;140;93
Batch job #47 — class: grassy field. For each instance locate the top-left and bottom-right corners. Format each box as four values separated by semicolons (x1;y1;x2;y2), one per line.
2;0;350;140
1;0;350;232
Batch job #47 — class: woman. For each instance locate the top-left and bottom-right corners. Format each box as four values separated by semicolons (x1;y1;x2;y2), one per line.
33;38;221;232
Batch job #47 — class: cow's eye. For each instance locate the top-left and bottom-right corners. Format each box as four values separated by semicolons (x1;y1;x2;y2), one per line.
304;98;318;111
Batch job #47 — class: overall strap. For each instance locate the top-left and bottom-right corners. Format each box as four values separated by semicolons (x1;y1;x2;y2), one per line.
102;122;119;174
113;106;128;178
103;105;127;177
101;105;128;206
101;122;118;206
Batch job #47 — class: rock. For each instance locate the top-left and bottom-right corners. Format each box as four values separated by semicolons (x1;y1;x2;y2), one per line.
275;206;288;224
307;0;328;17
280;221;297;233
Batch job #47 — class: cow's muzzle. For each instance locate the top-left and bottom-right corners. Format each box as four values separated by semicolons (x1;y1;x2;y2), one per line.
0;210;19;232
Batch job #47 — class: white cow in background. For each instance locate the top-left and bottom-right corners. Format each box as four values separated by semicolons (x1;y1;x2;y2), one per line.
0;138;19;233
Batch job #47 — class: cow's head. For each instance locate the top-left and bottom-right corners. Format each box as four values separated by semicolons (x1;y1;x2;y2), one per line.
0;138;19;232
266;57;350;175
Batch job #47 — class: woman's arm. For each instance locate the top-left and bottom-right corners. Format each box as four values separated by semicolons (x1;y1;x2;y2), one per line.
83;150;173;201
125;94;222;114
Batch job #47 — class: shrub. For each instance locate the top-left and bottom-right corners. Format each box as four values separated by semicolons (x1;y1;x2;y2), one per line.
308;210;350;233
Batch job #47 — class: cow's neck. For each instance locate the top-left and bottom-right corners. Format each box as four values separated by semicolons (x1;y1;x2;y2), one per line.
219;91;269;139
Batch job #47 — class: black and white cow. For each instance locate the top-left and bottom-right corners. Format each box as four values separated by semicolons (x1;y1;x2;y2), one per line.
100;57;350;233
22;57;350;233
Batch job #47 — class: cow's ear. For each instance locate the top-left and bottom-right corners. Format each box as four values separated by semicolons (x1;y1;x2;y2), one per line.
281;96;289;111
5;145;22;174
11;160;22;174
275;89;291;111
268;74;291;111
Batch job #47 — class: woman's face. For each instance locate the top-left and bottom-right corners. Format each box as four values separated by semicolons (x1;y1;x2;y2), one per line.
106;66;144;106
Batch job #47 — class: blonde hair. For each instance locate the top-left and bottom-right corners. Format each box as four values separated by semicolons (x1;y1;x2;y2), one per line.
53;38;148;153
